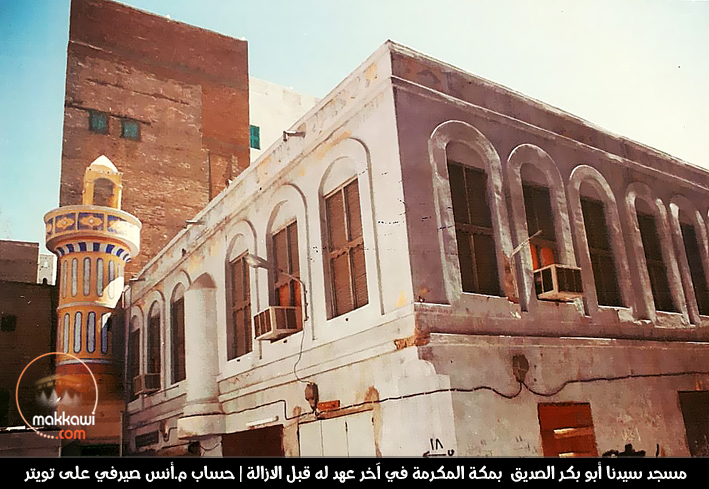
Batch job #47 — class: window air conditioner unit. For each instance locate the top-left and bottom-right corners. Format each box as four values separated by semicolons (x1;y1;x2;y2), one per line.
132;373;160;396
534;264;583;301
254;306;299;341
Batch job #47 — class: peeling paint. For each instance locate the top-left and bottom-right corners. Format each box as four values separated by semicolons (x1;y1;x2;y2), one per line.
396;289;407;308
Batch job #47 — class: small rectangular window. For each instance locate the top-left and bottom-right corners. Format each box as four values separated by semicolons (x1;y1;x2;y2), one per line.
89;111;109;134
249;125;260;150
1;315;17;332
121;119;141;141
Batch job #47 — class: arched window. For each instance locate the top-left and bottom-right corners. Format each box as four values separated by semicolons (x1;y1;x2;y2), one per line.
101;313;111;354
92;178;115;207
73;312;82;353
171;284;186;384
128;317;140;401
108;260;116;299
147;302;161;376
71;258;78;296
83;258;91;296
96;258;104;296
61;260;68;298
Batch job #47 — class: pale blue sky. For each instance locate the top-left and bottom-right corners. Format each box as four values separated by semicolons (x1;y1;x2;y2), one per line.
1;0;707;251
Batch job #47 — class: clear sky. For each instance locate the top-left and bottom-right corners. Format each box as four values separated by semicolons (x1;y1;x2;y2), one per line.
1;0;708;252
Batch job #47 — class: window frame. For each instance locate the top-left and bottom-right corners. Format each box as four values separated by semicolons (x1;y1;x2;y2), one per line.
147;302;162;378
120;118;141;141
272;221;301;307
88;110;109;134
171;287;186;384
580;197;622;307
325;178;368;318
447;160;501;296
522;182;557;271
249;125;260;150
637;211;676;312
229;253;252;359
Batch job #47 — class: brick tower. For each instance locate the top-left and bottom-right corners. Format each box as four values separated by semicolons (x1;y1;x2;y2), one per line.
60;0;250;274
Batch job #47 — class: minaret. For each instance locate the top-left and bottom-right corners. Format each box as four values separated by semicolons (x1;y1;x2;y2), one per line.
44;156;140;451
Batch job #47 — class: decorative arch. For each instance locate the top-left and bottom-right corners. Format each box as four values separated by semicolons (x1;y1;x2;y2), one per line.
568;165;634;315
263;183;312;329
668;195;709;323
318;137;381;319
429;120;514;304
507;144;575;311
624;183;688;323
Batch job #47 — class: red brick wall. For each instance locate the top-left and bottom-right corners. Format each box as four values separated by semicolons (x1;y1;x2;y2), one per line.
60;0;250;274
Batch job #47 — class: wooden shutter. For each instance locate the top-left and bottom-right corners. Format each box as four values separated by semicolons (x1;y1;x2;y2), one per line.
231;255;251;358
326;180;368;317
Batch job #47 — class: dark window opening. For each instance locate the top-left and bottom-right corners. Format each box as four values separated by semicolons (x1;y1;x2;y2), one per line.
581;198;622;306
448;161;500;295
121;119;140;141
171;295;186;384
222;425;284;456
128;329;140;401
249;125;260;150
538;402;598;457
678;391;709;456
681;223;709;316
1;315;17;332
523;184;556;270
147;303;161;377
229;254;252;359
89;111;109;134
637;212;675;312
326;180;368;317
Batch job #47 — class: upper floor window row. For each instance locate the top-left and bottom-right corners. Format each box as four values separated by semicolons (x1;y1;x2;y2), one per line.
88;110;141;141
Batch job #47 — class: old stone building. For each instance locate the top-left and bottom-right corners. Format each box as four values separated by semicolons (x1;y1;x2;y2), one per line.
122;41;709;457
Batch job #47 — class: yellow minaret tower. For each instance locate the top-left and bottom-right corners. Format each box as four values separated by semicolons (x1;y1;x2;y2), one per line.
44;156;140;451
